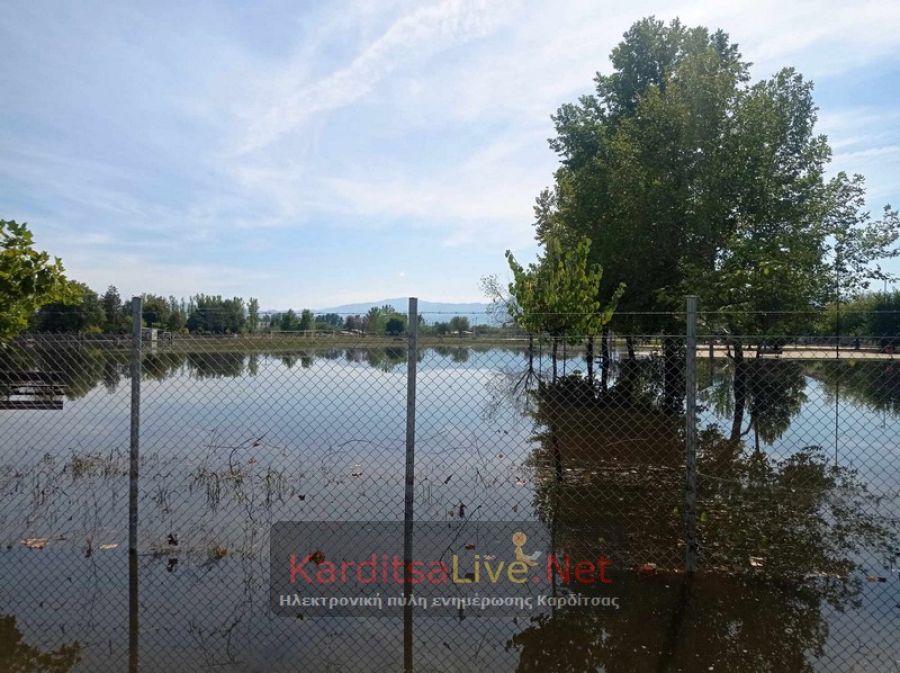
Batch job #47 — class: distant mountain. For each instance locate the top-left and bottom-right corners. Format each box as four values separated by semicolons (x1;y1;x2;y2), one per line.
313;298;493;324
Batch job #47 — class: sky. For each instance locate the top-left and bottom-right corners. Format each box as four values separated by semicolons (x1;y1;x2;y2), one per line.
2;0;900;309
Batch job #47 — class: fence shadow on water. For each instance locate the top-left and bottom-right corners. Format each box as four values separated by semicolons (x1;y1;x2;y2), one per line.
0;308;898;672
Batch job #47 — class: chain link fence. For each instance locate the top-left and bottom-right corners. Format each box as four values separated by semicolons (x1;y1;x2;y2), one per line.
1;299;898;672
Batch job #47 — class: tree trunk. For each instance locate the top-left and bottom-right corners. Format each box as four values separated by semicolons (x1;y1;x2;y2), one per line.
528;334;534;375
730;341;746;442
551;338;558;382
662;335;683;412
626;335;636;360
586;336;594;384
552;433;563;485
600;326;611;391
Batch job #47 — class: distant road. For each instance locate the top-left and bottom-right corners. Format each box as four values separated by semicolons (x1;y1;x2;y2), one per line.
682;344;897;361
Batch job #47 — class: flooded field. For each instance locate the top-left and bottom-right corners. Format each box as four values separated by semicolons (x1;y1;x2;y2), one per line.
1;343;898;672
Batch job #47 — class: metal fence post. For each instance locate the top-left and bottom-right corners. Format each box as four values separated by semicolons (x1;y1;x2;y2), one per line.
684;296;699;574
403;297;418;673
129;296;142;673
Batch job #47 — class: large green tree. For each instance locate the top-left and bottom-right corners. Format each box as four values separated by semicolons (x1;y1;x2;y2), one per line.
0;220;74;341
536;17;898;340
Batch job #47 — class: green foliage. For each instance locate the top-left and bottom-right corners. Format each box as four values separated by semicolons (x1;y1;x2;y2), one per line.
448;316;470;333
344;314;365;332
826;176;900;300
141;293;171;328
163;313;183;332
537;17;899;335
0;613;81;672
298;309;315;332
186;295;245;333
270;307;315;332
365;306;384;334
385;315;406;335
278;309;300;331
32;281;105;333
101;285;125;331
0;220;74;341
247;298;260;333
505;237;623;339
820;290;900;345
870;291;900;345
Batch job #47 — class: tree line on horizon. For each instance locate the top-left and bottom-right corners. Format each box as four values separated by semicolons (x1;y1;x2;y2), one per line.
0;258;482;338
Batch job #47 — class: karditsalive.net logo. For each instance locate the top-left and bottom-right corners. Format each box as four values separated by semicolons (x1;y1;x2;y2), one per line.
287;530;613;587
270;522;620;617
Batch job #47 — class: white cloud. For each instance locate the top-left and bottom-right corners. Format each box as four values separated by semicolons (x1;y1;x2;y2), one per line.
672;0;900;77
3;0;900;305
215;0;900;247
235;0;514;154
59;249;276;301
319;127;551;245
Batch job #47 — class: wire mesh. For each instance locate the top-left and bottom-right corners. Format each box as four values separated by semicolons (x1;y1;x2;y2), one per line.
0;316;898;672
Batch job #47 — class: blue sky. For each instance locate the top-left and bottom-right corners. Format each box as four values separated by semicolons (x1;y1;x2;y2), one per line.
2;0;899;308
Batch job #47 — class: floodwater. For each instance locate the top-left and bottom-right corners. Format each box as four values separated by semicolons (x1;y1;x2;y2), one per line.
0;343;898;672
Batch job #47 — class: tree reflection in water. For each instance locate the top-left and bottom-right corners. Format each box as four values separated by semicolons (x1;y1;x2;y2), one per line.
0;614;80;673
0;344;455;399
2;342;898;670
810;360;900;415
700;358;808;448
515;358;897;672
509;572;830;673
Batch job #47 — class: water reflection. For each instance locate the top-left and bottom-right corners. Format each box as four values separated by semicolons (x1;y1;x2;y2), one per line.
1;344;515;400
0;614;81;672
514;358;898;672
1;342;899;671
811;360;900;415
3;343;900;417
510;573;831;673
699;359;808;445
433;345;470;363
